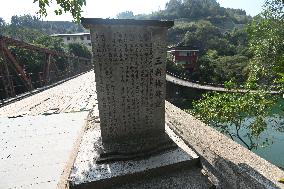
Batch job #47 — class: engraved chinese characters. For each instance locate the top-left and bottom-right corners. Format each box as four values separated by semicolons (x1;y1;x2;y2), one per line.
85;19;173;144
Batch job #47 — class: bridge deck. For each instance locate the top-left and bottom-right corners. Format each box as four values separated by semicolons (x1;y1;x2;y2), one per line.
166;74;229;92
0;71;99;189
0;71;98;117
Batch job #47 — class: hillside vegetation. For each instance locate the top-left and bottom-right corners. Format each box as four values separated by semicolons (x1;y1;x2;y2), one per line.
117;0;252;84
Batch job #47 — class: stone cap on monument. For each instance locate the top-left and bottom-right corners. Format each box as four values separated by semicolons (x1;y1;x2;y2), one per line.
81;18;174;28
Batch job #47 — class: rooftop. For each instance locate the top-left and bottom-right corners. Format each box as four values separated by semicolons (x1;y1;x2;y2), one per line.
50;33;90;37
168;49;199;52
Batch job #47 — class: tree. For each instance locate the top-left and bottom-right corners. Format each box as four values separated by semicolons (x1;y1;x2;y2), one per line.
10;15;42;29
192;83;276;150
4;27;45;43
116;11;135;19
0;17;6;34
247;0;284;86
0;17;5;27
35;35;65;52
181;20;222;53
33;0;86;22
192;50;217;82
68;43;92;59
192;0;284;151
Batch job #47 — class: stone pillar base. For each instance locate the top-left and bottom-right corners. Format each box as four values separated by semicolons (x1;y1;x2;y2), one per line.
97;133;177;163
69;123;199;189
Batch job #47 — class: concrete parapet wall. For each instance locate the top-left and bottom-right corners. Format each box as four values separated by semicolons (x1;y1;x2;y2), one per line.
165;101;284;189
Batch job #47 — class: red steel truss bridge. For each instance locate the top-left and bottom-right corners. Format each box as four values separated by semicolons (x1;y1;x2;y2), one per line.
0;35;93;105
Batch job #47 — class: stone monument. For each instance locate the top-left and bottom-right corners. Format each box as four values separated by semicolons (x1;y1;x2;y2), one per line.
70;18;196;188
81;18;175;162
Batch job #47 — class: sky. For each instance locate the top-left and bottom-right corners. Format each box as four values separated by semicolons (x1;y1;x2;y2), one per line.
0;0;266;23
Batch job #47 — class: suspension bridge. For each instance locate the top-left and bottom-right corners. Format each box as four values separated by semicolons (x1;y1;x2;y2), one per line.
166;71;280;94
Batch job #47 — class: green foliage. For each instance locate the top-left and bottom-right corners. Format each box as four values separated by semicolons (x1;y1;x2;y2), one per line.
34;35;65;52
166;58;189;76
3;27;45;43
0;17;6;34
33;0;86;22
277;73;284;90
117;0;250;28
116;11;134;19
3;15;86;35
159;2;251;84
168;22;250;84
68;43;91;58
10;15;42;28
192;50;249;83
192;0;284;152
247;0;284;85
168;20;247;58
9;47;44;75
192;88;276;150
116;0;252;84
35;35;68;71
214;55;249;83
190;50;217;82
180;21;221;51
162;0;227;20
0;15;70;76
7;34;67;84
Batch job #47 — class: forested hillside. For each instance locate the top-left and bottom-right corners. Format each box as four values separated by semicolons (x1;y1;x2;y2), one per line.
0;15;86;37
117;0;252;84
118;0;250;30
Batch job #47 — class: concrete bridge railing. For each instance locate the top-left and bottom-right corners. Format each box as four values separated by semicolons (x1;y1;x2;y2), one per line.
165;101;284;189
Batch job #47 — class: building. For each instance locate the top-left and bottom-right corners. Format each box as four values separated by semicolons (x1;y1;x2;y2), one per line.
168;46;199;71
51;33;92;49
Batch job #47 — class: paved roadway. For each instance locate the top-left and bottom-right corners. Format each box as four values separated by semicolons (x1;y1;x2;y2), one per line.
0;71;99;189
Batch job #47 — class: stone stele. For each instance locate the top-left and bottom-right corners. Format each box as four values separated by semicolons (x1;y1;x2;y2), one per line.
81;18;175;162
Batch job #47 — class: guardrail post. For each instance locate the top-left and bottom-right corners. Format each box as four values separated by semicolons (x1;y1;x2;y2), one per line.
0;40;15;98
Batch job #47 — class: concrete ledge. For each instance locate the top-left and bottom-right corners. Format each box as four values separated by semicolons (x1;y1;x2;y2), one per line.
68;122;199;189
0;111;89;189
165;101;284;189
57;112;92;189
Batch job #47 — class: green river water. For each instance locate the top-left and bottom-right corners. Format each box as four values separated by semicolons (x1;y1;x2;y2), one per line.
227;116;284;169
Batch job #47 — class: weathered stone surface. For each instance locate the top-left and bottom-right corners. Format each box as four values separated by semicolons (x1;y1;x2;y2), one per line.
165;101;284;189
82;18;174;145
114;167;213;189
68;121;206;189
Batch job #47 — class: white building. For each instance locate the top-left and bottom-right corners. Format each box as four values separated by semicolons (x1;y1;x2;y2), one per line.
51;33;92;49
